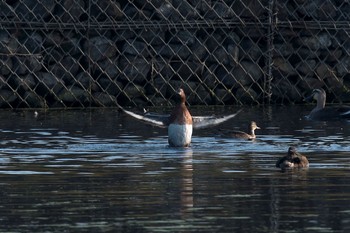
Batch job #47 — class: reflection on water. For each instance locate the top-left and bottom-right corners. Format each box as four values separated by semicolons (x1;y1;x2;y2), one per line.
0;107;349;232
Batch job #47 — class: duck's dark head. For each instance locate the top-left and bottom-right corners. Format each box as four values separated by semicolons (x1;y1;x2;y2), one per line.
174;88;186;104
288;146;297;153
304;88;326;102
287;146;298;158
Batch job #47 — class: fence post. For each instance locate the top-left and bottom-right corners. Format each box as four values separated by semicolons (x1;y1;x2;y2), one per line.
265;0;276;104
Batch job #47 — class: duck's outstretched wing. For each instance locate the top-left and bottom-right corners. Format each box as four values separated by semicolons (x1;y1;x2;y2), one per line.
192;109;242;129
120;107;169;127
338;106;350;118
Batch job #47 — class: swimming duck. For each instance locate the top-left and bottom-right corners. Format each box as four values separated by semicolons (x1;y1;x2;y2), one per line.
220;121;260;140
275;146;309;169
304;88;350;120
120;88;242;147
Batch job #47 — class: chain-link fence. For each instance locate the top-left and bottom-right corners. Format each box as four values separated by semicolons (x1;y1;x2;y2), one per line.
0;0;350;108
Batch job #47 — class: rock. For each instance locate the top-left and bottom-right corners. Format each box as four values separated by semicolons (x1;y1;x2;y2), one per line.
206;2;235;19
98;77;123;96
236;61;262;85
214;87;235;104
239;39;263;61
0;2;15;19
139;29;165;46
169;30;196;46
0;30;19;54
93;92;117;106
191;84;212;105
134;0;163;10
151;59;172;82
215;66;236;88
171;61;203;80
149;77;168;97
154;43;191;59
190;0;211;15
61;37;81;56
96;57;120;79
274;43;294;57
336;57;350;76
15;0;55;21
13;56;42;75
44;31;64;47
90;0;123;20
298;48;321;59
299;77;324;90
337;89;350;102
155;2;179;20
55;0;85;23
296;59;317;75
208;47;230;65
172;0;199;19
323;49;342;63
48;56;80;84
76;72;99;92
297;0;337;20
226;32;240;45
272;78;302;102
0;89;17;107
273;57;297;75
122;40;149;57
13;74;37;92
148;96;170;106
45;47;67;66
0;75;7;89
58;86;89;103
236;87;259;104
36;72;65;96
205;32;224;52
123;84;146;99
316;63;335;79
119;56;150;84
123;97;148;107
19;32;44;54
228;44;239;66
232;0;268;18
297;33;332;51
23;91;47;108
337;3;350;21
202;64;218;89
276;1;297;20
0;57;12;75
326;76;344;92
123;3;152;21
84;37;117;62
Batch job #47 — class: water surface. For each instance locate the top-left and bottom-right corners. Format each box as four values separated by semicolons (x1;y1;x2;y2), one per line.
0;106;349;232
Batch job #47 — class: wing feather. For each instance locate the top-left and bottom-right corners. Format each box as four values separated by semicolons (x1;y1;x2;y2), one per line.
120;107;168;127
193;109;242;129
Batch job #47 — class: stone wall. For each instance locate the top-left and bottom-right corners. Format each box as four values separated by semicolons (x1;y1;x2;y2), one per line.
0;0;350;108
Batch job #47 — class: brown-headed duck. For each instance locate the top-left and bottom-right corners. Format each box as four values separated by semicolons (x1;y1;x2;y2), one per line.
276;146;309;169
120;88;242;147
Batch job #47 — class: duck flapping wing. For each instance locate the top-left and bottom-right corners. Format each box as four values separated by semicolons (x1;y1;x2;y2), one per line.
192;109;242;129
121;107;242;129
120;107;168;127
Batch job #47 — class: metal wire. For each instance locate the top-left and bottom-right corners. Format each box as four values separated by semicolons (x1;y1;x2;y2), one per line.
0;0;350;108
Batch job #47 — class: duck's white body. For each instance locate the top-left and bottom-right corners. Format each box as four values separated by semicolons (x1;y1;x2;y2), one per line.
168;123;192;147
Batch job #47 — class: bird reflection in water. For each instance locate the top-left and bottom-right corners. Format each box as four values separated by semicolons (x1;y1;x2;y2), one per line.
180;148;194;217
